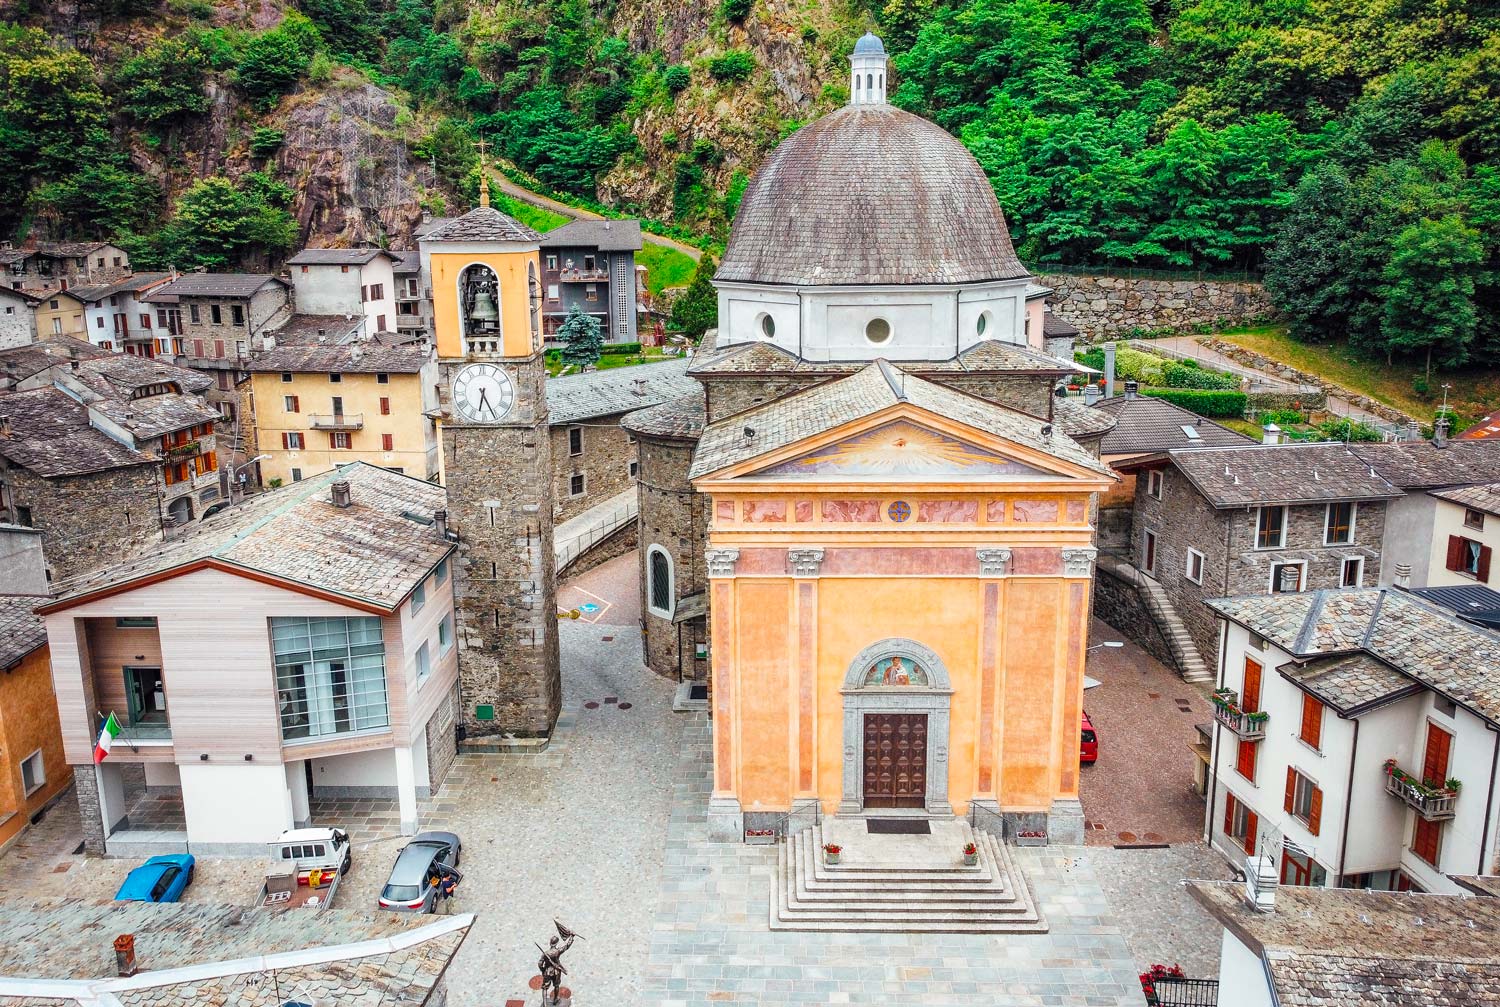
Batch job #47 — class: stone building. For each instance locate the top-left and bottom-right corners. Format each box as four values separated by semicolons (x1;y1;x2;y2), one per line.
0;287;37;350
0;584;72;853
0;241;132;293
622;34;1119;845
286;247;399;333
1116;442;1401;673
391;250;431;343
539;219;642;343
544;357;697;521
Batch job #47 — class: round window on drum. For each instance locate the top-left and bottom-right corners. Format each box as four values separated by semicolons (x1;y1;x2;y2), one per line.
865;317;892;345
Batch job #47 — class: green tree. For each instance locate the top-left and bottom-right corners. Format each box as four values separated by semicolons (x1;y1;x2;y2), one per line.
670;255;718;338
112;35;210;126
157;174;297;270
236;13;320;110
557;304;605;368
707;50;755;83
30;141;161;238
720;0;751;22
1380;214;1485;377
1265;161;1359;342
663;64;691;94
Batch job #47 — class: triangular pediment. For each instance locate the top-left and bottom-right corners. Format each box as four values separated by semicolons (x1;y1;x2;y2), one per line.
750;419;1051;480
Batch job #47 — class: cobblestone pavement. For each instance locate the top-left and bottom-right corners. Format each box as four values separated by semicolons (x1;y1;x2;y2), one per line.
1086;844;1235;978
1081;619;1213;846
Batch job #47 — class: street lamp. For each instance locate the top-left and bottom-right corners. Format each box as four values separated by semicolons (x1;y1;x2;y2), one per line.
1088;641;1125;652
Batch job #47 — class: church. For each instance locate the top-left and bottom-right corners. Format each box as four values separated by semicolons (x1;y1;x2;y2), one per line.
625;33;1115;844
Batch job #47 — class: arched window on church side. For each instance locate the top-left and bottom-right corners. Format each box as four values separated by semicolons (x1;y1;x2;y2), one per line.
648;547;674;618
866;73;873;91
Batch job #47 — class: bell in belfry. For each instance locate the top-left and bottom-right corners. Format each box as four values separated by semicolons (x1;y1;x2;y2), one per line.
469;284;500;329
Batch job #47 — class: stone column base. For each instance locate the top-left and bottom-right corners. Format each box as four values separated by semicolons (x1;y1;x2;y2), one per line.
787;798;821;836
72;766;106;856
706;796;744;843
1047;797;1086;846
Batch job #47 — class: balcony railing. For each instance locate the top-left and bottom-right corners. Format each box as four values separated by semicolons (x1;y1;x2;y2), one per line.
308;413;364;431
1211;689;1267;741
1383;761;1459;821
1149;978;1219;1007
558;268;609;282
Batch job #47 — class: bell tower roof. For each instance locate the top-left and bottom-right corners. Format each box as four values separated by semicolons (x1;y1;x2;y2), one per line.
419;205;540;244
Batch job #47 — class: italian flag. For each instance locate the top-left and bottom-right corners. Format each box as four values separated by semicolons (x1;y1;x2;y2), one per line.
94;712;121;764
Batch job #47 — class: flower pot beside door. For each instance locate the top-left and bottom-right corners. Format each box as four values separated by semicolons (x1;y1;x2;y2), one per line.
962;842;979;866
822;843;842;865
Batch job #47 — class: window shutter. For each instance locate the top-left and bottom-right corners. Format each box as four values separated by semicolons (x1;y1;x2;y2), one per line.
1413;817;1441;866
1300;694;1322;749
1307;786;1322;836
1423;726;1453;786
281;432;289;449
1284;767;1296;814
382;434;393;451
1243;810;1258;856
329;432;339;449
1481;546;1493;583
1447;535;1465;571
1243;659;1263;711
1223;794;1235;835
380;397;390;415
1236;739;1257;781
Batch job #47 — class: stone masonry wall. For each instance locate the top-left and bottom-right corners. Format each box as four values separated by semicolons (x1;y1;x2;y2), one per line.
72;765;104;855
3;464;162;581
551;416;638;522
1040;273;1275;339
636;436;709;681
423;681;460;793
1200;337;1414;424
1093;565;1177;669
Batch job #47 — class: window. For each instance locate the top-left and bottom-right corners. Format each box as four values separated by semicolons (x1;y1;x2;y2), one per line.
211;304;222;324
51;318;61;335
272;616;389;741
1185;548;1204;585
329;373;342;383
97;256;105;267
20;750;46;795
189;304;200;324
1341;556;1364;587
1256;506;1287;549
193;338;205;357
331;396;344;415
585;284;598;302
377;314;387;331
1235;738;1257;781
568;427;583;456
291;467;303;481
413;581;426;612
629;460;639;478
1142;528;1158;576
1280;848;1327;887
1284;768;1323;835
435;557;448;584
114;256;122;267
361;285;369;302
415;641;431;682
1243;657;1263;711
330;431;351;449
546;255;558;270
759;313;776;339
284;395;299;412
301;265;309;273
231;305;244;326
1446;535;1491;581
1423;723;1452;787
1299;694;1323;749
438;615;452;653
14;505;30;527
195;452;217;475
648;547;674;618
1147;469;1164;500
214;339;225;358
569;473;585;496
547;284;559;302
1412;815;1443;867
95;316;104;328
1324;502;1355;545
380;397;391;415
281;371;293;383
370;283;383;300
377;372;389;384
382;433;394;451
1465;508;1486;530
583;255;595;272
1223;791;1257;856
340;264;349;273
865;317;892;344
283;432;305;450
1271;561;1305;594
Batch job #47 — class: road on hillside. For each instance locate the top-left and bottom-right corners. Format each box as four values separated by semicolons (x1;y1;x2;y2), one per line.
491;172;703;262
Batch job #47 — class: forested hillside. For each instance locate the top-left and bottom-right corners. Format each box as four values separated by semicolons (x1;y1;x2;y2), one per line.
1;0;1497;368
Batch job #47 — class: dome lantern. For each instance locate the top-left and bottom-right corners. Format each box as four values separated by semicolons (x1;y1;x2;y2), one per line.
850;33;887;106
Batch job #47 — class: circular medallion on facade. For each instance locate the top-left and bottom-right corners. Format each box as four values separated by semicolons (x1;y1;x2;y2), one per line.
887;500;911;522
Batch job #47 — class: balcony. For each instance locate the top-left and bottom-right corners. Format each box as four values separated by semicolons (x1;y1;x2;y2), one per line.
558;268;609;282
1211;689;1268;741
308;412;364;431
1383;761;1459;821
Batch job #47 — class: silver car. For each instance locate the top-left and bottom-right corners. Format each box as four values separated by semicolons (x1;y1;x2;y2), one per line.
377;831;462;913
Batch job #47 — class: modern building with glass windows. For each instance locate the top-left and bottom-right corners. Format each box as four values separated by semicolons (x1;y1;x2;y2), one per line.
39;463;459;856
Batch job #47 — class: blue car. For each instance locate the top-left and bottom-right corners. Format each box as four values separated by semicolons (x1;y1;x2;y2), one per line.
115;854;195;903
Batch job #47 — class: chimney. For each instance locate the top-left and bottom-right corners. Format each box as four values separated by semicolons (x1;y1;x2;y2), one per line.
114;934;138;977
1245;854;1278;912
1103;342;1116;399
1434;416;1451;449
631;377;647;396
434;509;448;539
261;333;276;351
1394;562;1412;588
1262;422;1281;445
1082;383;1100;406
330;480;352;508
1123;380;1138;400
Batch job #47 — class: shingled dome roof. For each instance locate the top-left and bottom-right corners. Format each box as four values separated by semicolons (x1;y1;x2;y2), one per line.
716;105;1028;287
853;32;886;55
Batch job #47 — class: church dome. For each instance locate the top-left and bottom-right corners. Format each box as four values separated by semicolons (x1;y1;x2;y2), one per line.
715;104;1028;287
852;32;886;56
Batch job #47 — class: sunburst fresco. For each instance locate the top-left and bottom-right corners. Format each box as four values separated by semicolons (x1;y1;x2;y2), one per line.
760;421;1044;477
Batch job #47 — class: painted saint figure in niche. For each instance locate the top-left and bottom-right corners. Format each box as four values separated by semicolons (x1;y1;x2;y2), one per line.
864;655;928;687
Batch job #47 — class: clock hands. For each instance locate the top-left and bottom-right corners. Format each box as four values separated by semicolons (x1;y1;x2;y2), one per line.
477;387;497;420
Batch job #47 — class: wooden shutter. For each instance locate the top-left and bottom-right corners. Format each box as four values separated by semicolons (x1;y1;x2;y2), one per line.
1447;535;1465;571
1223;793;1236;835
1481;546;1493;583
382;434;393;451
1423;725;1453;786
281;432;290;449
288;395;299;412
1300;694;1323;749
1236;739;1257;781
1413;816;1441;866
329;432;339;449
380;397;390;415
1284;767;1297;814
1243;810;1258;856
1307;785;1322;836
1244;658;1263;711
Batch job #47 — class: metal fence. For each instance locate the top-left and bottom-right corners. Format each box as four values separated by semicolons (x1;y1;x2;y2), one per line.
554;500;638;574
1151;977;1220;1007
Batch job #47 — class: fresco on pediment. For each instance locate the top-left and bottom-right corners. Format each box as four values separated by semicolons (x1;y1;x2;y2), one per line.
757;420;1048;478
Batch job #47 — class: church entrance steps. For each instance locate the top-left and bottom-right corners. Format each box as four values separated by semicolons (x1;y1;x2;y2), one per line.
771;818;1048;933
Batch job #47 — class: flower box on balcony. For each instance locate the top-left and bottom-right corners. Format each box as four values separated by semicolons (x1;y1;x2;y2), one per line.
1211;693;1267;740
1383;761;1459;821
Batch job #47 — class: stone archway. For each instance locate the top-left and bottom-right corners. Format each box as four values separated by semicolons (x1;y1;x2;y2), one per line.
838;638;953;815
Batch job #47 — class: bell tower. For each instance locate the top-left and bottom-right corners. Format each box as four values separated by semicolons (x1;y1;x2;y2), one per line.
419;163;561;744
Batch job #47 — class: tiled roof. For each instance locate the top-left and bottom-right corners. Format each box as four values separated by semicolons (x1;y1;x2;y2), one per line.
50;463;453;611
546;358;697;424
390;250;420;274
540;218;644;251
1209;589;1500;724
286;248;395;265
60;273;173;303
32;241;111;257
1042;311;1080;337
1410;584;1500;629
1167;442;1404;508
716;105;1028;286
1457;410;1500;440
1052;395;1116;440
0;898;469;1006
249;317;429;374
1430;481;1500;517
687;331;1075;378
690;359;1113;480
1451;875;1500;897
1277;653;1419;715
142;273;284;301
1349;440;1500;490
0;595;47;668
63;355;218;440
622;388;706;441
1188;881;1500;1006
0;388;154;477
1092;394;1255;455
0;339;111;386
419;205;540;244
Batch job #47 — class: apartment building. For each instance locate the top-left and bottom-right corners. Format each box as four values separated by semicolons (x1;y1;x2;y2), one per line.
539;219;642;343
1;242;132;293
285;248;399;333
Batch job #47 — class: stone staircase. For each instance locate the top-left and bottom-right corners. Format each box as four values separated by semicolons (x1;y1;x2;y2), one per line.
771;819;1047;933
1098;554;1212;684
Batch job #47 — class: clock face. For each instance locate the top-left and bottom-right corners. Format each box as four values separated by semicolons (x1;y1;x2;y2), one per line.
452;363;516;423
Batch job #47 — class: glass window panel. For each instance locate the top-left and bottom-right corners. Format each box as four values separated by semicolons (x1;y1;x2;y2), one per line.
271;617;388;741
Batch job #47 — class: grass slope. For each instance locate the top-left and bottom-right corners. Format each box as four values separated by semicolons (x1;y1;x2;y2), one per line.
636;241;696;297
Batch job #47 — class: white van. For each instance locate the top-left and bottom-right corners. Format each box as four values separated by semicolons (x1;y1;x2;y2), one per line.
269;827;352;877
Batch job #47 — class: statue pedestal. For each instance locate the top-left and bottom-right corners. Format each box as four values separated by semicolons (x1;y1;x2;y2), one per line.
528;975;572;1006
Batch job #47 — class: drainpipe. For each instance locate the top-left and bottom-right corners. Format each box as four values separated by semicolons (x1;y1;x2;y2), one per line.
1480;721;1500;874
1336;717;1359;886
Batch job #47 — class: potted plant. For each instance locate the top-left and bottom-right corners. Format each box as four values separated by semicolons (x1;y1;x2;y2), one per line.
1016;829;1048;847
822;842;842;865
962;841;979;866
744;827;776;846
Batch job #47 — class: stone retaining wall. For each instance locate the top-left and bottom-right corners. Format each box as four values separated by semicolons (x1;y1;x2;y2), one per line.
1200;338;1415;424
1092;563;1178;672
1039;273;1275;338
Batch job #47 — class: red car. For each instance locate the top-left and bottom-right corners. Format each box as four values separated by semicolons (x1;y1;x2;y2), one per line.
1080;710;1098;764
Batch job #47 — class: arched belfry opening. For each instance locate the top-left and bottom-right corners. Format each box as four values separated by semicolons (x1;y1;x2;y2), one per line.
459;263;501;352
